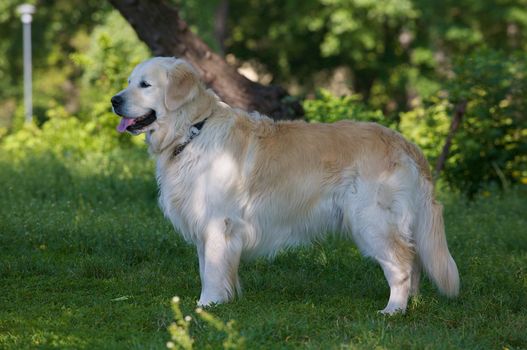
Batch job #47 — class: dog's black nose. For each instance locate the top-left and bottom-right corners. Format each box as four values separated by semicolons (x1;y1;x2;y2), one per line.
111;95;123;108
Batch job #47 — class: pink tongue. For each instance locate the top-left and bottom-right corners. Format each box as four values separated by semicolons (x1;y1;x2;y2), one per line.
117;118;135;133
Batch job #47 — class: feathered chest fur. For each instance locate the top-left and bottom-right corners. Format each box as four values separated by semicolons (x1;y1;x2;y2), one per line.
155;137;246;243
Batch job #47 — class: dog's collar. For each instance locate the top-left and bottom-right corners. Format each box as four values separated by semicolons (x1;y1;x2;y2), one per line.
172;118;208;158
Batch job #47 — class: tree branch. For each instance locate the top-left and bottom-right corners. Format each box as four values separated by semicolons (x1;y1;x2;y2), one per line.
434;100;467;181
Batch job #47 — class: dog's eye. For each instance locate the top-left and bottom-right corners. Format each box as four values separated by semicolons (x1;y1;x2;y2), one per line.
140;81;151;88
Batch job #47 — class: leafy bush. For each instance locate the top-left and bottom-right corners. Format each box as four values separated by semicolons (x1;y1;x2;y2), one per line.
445;50;527;196
399;96;451;163
0;105;138;163
402;50;527;196
303;89;390;126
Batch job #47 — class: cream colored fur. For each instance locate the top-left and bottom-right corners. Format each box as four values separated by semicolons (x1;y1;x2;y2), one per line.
112;57;459;314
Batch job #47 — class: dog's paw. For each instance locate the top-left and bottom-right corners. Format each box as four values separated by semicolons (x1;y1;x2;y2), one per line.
197;296;223;308
378;306;406;315
197;300;214;308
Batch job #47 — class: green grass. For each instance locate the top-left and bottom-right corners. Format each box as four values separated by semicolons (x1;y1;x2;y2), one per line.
1;150;526;349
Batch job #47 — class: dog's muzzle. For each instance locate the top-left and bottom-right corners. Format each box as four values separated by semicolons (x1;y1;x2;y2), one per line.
111;95;157;134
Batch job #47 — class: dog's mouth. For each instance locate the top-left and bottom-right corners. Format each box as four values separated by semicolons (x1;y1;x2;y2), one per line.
116;110;157;134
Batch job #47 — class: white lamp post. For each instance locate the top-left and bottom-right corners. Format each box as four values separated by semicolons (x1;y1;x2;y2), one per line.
17;4;35;123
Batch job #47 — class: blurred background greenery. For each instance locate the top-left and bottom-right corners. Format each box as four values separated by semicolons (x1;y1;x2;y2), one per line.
0;0;525;197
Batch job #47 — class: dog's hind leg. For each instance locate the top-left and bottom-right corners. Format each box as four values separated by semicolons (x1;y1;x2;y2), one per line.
352;225;415;314
375;234;414;315
347;183;415;314
197;217;243;306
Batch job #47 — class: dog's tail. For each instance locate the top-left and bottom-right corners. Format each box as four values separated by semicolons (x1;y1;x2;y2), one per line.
415;186;459;297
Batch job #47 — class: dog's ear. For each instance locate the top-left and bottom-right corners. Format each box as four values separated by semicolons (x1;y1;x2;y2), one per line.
164;60;199;111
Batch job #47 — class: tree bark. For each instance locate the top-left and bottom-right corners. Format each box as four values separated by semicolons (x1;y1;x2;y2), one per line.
433;100;467;182
108;0;303;120
214;0;229;56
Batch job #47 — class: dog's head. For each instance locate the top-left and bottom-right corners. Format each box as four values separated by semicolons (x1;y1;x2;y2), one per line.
111;57;201;135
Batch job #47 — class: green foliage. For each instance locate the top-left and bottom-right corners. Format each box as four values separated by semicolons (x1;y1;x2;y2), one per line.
1;7;149;161
444;50;527;196
167;297;245;350
227;0;419;93
226;0;527;114
401;50;527;196
168;297;194;350
71;10;149;118
1;110;133;163
0;2;147;134
399;96;451;163
173;0;223;53
303;89;391;126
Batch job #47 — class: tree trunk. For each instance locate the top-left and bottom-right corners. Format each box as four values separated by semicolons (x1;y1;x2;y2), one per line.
214;0;229;56
108;0;303;120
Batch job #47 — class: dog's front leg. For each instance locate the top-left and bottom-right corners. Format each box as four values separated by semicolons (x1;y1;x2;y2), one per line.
197;218;242;306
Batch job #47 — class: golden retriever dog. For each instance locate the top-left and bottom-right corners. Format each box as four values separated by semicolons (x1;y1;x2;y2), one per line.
111;57;459;314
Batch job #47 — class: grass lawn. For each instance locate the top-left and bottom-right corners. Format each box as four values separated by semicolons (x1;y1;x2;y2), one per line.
1;149;526;349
